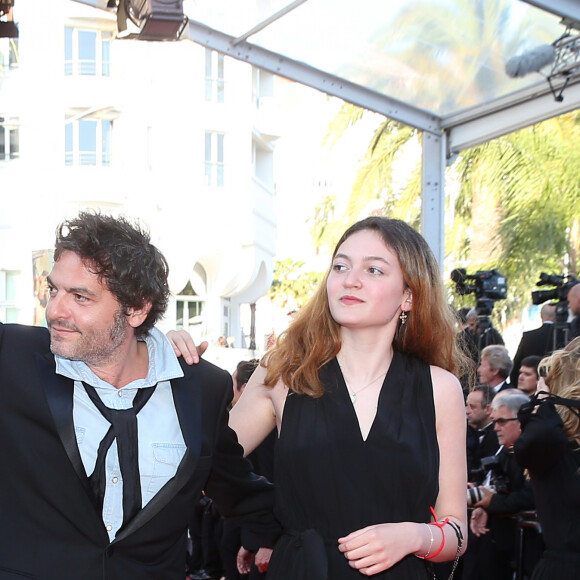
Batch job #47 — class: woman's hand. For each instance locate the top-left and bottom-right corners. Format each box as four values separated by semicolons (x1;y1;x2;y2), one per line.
338;522;420;575
236;547;272;575
470;507;489;537
166;330;207;365
236;546;253;575
254;547;273;573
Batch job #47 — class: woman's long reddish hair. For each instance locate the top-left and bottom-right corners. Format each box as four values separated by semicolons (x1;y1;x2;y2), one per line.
263;217;468;396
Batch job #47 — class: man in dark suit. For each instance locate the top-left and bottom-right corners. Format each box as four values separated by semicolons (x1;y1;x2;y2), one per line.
464;390;535;580
0;212;279;580
510;303;558;384
478;345;512;395
466;385;499;486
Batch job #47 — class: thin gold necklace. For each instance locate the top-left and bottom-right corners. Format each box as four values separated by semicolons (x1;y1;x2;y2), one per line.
338;358;388;404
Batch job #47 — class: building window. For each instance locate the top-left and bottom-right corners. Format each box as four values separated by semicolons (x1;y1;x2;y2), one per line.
252;140;273;184
0;117;19;161
252;67;273;108
176;299;204;330
64;27;112;76
205;131;224;187
176;280;205;342
0;36;18;76
65;117;112;166
0;270;19;323
222;298;231;340
102;35;111;76
205;49;224;103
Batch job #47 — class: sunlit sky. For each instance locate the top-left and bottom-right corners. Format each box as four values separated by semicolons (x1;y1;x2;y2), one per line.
271;80;383;267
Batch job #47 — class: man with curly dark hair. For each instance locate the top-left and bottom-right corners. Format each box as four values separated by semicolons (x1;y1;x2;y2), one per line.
0;211;278;580
53;211;170;340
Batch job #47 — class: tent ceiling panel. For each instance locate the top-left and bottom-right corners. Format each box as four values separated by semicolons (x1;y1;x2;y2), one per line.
184;0;565;117
444;77;580;154
446;81;580;154
73;0;580;152
187;19;442;135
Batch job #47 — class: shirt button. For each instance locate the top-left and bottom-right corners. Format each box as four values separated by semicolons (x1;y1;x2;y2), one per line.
118;391;123;397
106;524;112;532
112;476;119;484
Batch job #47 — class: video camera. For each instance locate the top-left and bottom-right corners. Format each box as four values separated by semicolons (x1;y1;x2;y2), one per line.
467;455;509;505
451;268;508;301
530;272;578;347
531;272;578;305
451;268;508;317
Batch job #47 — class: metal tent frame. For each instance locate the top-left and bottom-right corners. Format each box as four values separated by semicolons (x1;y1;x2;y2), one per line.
74;0;580;264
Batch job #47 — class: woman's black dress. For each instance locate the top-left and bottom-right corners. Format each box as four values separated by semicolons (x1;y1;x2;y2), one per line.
266;351;439;579
514;399;580;580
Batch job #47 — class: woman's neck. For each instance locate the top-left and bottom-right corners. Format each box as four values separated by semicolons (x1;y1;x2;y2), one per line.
337;331;394;380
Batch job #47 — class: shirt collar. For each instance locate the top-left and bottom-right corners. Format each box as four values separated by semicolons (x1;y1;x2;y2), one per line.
493;380;506;393
55;327;184;389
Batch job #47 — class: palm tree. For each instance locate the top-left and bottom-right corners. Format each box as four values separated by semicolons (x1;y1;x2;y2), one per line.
322;108;421;240
453;112;580;318
309;193;337;255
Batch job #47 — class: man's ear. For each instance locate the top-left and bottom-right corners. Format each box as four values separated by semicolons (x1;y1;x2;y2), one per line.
127;301;152;329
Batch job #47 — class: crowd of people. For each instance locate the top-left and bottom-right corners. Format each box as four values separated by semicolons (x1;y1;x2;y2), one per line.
1;209;579;580
456;282;580;580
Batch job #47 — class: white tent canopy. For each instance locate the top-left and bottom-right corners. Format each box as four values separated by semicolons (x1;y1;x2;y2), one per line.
73;0;580;263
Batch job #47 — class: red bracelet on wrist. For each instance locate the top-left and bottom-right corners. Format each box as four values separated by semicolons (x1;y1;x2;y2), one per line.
425;506;449;561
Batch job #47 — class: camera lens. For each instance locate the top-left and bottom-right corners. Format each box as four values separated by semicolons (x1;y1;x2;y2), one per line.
467;487;483;505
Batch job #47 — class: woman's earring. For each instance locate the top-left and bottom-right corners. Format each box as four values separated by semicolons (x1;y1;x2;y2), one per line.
400;311;408;325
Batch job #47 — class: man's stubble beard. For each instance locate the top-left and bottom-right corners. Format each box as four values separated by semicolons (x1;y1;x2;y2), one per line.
50;309;129;367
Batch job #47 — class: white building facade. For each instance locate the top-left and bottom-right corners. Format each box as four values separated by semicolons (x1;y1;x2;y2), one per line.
0;0;280;355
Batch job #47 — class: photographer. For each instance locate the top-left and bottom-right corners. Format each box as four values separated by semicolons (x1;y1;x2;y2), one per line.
514;337;580;579
452;269;507;363
460;309;504;365
510;303;558;385
530;273;579;347
462;390;535;580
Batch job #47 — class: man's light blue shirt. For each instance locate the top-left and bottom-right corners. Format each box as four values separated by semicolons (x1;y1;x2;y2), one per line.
56;327;186;542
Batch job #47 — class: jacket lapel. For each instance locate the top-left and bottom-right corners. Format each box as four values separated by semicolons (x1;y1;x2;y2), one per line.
114;360;202;542
36;352;92;491
39;350;203;544
37;351;109;543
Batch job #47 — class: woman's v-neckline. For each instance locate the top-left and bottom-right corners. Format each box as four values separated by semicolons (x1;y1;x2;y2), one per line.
334;354;397;442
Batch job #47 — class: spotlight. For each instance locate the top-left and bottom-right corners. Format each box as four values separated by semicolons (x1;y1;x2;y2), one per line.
116;0;188;41
0;0;18;39
0;0;14;16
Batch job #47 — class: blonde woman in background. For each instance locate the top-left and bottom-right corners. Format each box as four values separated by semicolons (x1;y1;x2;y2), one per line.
514;336;580;579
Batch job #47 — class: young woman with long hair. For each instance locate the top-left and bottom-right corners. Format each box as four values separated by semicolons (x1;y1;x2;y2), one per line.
171;216;469;579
